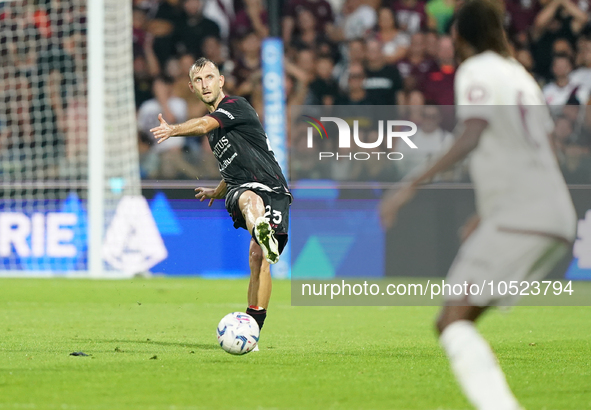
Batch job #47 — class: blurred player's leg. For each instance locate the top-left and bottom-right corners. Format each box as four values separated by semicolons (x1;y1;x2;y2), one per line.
247;239;272;310
437;306;522;410
247;239;271;335
238;191;272;332
238;190;279;264
238;190;266;232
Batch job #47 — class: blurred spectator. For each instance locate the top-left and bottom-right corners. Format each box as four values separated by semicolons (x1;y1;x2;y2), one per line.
285;54;313;105
203;0;235;40
35;30;79;177
231;31;261;99
175;0;221;59
424;29;440;59
531;0;588;81
328;0;377;41
543;53;589;112
231;0;268;41
425;0;454;34
290;8;328;51
137;75;187;141
134;53;157;108
62;32;88;178
309;54;339;105
334;38;366;92
363;38;403;105
399;90;425;124
399;89;426;125
571;36;591;90
374;7;410;65
515;47;535;73
283;0;334;45
397;32;436;92
120;0;591;184
295;47;317;84
137;76;203;179
290;121;328;180
329;144;354;181
561;142;591;183
337;62;372;104
138;130;160;179
390;0;429;34
352;130;400;182
202;36;232;74
505;0;541;47
132;6;148;57
396;105;454;179
553;37;575;58
2;73;35;152
553;114;578;150
420;35;455;105
553;115;591;182
191;138;223;180
144;0;181;69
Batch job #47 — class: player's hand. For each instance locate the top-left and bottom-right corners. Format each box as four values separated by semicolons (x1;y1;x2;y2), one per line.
379;184;416;230
195;187;220;207
150;113;174;144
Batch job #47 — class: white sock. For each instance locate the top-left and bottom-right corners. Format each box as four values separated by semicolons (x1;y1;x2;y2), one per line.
440;320;522;410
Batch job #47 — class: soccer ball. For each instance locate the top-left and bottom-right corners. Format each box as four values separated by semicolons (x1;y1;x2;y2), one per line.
216;312;260;355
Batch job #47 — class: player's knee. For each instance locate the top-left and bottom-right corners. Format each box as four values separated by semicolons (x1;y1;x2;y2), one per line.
250;245;263;266
239;191;264;216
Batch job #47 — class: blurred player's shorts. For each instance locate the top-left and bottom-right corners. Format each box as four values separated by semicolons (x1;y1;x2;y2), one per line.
445;220;569;306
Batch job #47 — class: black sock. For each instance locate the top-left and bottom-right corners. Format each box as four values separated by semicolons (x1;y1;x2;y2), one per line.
246;307;267;331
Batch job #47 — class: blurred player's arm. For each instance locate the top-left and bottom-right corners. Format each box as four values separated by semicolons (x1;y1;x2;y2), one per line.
404;118;487;185
195;180;227;207
150;113;219;144
380;118;488;228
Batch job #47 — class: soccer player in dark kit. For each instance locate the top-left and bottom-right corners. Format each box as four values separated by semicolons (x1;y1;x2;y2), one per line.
150;58;291;345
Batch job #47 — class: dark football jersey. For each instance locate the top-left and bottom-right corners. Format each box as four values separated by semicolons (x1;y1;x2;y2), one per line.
206;95;291;196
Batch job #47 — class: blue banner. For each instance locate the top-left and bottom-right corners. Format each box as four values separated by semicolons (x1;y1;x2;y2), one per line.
0;194;88;273
262;37;290;278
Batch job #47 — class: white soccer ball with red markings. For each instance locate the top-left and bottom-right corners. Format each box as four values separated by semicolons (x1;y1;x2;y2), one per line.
216;312;260;355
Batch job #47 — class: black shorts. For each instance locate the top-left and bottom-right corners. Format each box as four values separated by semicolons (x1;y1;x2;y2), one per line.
225;187;291;254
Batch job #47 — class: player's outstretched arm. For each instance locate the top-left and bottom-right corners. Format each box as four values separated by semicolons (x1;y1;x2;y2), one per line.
150;113;220;144
380;119;488;229
195;180;227;207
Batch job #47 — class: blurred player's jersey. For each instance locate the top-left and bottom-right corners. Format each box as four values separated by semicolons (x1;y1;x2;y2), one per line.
455;51;576;240
206;96;291;197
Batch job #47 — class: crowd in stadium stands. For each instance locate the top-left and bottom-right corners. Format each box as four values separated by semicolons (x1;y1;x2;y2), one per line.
4;0;589;183
0;1;88;180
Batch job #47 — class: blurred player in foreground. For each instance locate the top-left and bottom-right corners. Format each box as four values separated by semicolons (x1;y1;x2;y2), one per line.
151;57;292;341
380;1;576;409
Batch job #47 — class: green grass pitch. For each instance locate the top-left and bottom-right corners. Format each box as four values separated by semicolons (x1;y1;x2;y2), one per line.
0;278;589;410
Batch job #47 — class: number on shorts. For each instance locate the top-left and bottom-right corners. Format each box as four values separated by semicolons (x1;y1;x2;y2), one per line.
264;205;282;224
